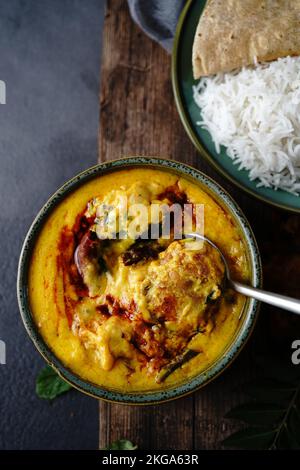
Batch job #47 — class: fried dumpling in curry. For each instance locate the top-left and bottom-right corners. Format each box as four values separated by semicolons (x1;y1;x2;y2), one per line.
192;0;300;78
143;241;224;331
71;182;226;378
73;239;225;377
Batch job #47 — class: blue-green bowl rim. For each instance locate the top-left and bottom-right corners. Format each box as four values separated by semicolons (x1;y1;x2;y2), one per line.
17;156;262;404
172;0;300;213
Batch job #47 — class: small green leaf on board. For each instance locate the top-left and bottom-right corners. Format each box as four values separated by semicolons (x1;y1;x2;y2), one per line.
36;365;72;400
103;439;138;450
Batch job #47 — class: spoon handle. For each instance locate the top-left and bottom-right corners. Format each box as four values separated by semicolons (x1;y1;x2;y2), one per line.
231;280;300;315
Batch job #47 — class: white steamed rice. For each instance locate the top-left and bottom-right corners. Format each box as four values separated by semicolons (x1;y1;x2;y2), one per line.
193;56;300;195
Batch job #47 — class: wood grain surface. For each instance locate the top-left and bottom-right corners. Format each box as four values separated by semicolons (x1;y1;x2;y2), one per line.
98;0;300;449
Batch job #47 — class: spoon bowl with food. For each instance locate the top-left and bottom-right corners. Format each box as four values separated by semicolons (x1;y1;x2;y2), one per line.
185;233;300;316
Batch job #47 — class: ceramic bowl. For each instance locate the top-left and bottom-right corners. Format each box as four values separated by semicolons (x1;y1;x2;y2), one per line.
17;157;262;403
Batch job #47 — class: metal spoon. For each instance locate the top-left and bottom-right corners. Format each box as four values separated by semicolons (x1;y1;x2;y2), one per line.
185;233;300;315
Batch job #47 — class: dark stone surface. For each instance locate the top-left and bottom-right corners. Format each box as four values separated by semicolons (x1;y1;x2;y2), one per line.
0;0;105;450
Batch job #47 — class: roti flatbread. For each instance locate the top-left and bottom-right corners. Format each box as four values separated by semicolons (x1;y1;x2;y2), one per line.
192;0;300;78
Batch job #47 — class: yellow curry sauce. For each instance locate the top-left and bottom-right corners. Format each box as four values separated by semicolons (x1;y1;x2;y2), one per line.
29;168;249;391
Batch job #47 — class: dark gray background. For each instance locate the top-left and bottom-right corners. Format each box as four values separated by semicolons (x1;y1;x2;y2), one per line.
0;0;105;449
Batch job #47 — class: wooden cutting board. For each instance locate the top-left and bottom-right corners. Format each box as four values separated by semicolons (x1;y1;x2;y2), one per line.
98;0;300;449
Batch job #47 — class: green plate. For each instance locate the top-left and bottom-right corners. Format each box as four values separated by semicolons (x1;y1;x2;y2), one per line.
172;0;300;212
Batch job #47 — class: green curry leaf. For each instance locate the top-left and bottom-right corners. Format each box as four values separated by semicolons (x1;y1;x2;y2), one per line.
225;402;285;426
104;439;138;450
223;427;277;450
223;355;300;450
36;365;72;400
